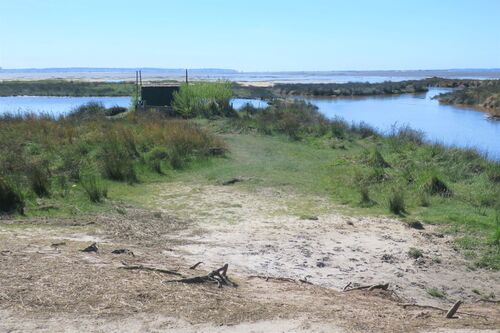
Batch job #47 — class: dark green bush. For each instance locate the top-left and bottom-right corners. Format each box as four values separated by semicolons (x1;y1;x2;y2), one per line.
81;175;108;203
487;164;500;183
425;176;453;197
389;189;406;215
27;161;51;197
0;177;24;214
369;149;390;168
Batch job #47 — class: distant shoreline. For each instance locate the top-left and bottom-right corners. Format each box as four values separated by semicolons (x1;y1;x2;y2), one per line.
1;68;500;83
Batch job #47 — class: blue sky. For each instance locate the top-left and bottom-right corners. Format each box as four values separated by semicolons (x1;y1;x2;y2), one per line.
0;0;499;71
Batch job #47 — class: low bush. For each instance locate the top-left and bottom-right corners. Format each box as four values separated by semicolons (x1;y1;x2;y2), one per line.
81;175;108;203
408;247;423;259
0;109;225;209
27;160;51;197
0;177;24;214
426;288;446;298
389;189;406;215
172;81;235;118
424;176;453;197
487;164;500;183
369;149;390;168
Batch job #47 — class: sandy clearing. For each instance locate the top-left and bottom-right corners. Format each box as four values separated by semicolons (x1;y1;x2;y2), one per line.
1;182;499;332
151;182;500;306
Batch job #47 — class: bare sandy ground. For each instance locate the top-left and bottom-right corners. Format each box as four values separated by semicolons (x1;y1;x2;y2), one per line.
0;182;499;332
151;182;500;306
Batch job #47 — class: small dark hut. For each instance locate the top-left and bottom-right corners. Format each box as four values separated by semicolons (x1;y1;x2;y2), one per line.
140;84;180;107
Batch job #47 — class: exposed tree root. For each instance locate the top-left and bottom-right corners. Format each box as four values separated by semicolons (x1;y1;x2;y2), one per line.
119;262;182;276
398;303;488;319
164;264;237;288
248;275;313;285
189;261;203;270
343;283;389;292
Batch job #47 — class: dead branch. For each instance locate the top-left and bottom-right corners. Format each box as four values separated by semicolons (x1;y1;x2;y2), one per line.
119;262;182;276
189;261;203;270
248;275;313;285
446;300;462;318
81;242;98;253
475;299;500;304
343;283;389;292
342;282;352;291
164;264;237;288
398;303;488;319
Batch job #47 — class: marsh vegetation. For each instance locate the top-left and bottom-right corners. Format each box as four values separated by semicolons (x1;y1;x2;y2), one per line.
1;81;499;270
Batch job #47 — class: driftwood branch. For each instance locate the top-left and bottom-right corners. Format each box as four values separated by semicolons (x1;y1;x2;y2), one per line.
343;283;389;292
164;264;237;288
189;261;203;270
342;282;352;291
398;303;488;319
119;262;182;276
446;300;462;318
248;275;313;285
476;299;500;304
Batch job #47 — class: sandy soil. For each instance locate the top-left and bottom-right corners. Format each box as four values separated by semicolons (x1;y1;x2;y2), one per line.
152;182;500;306
0;182;499;332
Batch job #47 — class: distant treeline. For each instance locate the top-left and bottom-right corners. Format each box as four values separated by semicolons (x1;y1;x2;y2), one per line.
0;80;135;97
271;80;430;97
232;77;500;98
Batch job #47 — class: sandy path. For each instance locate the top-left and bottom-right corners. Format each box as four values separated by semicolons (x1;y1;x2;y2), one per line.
152;182;500;306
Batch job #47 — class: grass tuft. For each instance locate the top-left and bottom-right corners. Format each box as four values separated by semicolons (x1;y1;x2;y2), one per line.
81;175;108;203
424;176;453;197
389;189;407;215
408;247;423;259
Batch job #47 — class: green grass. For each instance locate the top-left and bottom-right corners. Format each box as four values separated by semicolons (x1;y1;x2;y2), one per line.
408;247;423;259
0;80;134;97
161;121;500;269
0;111;225;217
1;90;499;270
427;288;446;299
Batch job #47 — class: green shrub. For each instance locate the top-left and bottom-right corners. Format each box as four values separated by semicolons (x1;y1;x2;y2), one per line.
350;122;378;138
27;161;51;197
101;131;138;183
0;177;24;214
389;125;425;146
101;149;137;183
369;149;390;168
426;288;446;298
487;164;500;183
389;189;406;215
408;247;423;259
425;176;453;197
172;81;234;118
81;175;108;203
419;191;431;207
145;146;169;174
330;117;348;139
359;185;375;207
68;101;107;119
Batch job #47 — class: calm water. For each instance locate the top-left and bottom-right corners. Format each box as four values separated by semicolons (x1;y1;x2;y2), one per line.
0;96;131;117
231;98;268;109
304;88;500;160
0;92;498;160
0;96;265;116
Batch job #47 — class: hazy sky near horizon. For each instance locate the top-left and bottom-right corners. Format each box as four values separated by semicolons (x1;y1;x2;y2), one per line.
0;0;499;71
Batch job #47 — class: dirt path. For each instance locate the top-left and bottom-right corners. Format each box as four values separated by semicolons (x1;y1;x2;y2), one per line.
0;181;499;332
151;182;500;306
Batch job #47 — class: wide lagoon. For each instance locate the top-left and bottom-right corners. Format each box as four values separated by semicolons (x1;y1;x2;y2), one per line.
304;88;500;160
